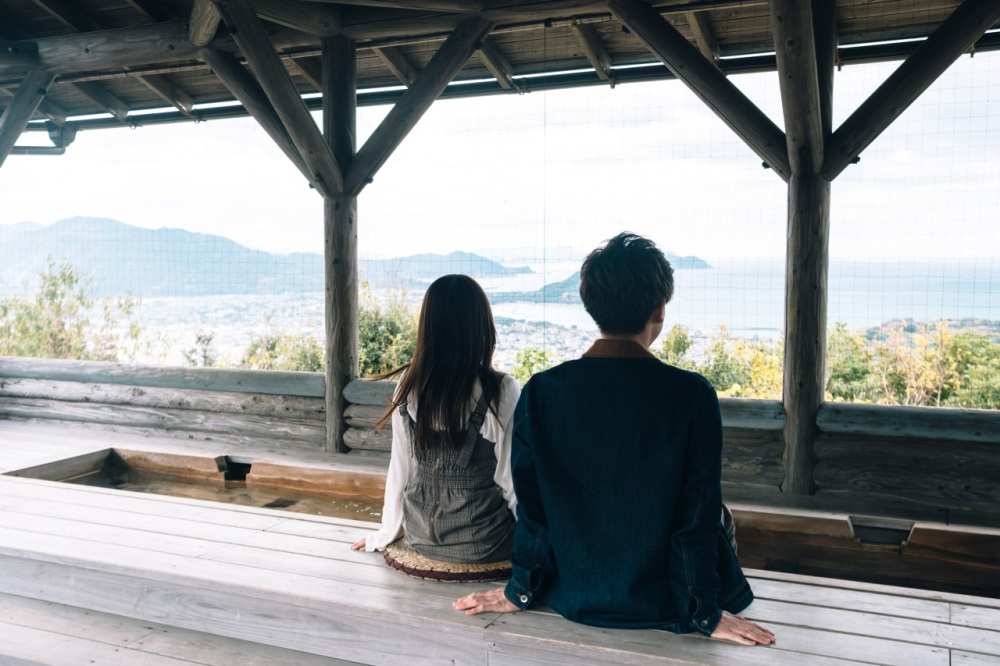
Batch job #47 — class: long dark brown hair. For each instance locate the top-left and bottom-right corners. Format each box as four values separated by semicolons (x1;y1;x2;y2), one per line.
375;274;501;451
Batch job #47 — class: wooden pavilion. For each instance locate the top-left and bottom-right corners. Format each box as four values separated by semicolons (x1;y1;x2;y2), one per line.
1;0;999;663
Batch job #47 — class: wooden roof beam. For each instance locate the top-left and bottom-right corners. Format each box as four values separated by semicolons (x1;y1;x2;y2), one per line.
200;47;317;189
189;0;222;47
0;38;39;68
216;0;343;196
32;0;103;33
0;68;56;168
345;15;494;197
608;0;790;180
823;0;1000;181
770;0;823;176
477;36;518;90
685;10;722;71
570;20;615;85
250;0;342;38
136;74;196;117
72;81;129;122
373;46;419;87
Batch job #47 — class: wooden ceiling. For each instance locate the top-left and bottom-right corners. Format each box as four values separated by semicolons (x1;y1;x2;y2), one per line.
1;0;997;133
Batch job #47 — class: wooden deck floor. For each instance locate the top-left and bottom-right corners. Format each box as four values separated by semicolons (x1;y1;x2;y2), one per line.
1;420;999;665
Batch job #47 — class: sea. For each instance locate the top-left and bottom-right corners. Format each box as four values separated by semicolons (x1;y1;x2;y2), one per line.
130;259;1000;368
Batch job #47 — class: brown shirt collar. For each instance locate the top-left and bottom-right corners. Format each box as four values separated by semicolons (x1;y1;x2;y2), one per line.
582;338;658;360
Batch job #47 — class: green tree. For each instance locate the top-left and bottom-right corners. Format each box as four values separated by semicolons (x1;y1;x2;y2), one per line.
655;324;697;369
508;347;552;385
183;330;217;367
358;283;418;377
0;261;144;362
826;322;879;402
241;330;324;372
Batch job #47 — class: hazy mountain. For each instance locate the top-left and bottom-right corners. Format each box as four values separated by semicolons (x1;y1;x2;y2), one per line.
0;217;530;298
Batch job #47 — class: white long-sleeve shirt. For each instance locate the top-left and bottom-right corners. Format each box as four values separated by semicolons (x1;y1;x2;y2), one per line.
366;373;521;552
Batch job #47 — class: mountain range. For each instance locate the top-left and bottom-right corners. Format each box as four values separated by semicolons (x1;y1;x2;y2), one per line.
0;218;533;297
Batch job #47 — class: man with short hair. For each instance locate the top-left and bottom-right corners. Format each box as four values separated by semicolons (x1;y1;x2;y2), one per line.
455;232;775;647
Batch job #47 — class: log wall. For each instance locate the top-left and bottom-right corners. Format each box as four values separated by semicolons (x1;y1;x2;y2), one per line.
0;359;326;451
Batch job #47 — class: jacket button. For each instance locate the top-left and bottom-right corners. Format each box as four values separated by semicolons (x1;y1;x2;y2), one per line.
519;594;529;604
700;620;709;627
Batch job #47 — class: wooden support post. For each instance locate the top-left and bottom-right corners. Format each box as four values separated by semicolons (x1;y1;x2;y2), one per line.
771;0;834;495
289;55;323;92
0;68;56;168
344;16;493;197
200;48;316;187
782;173;829;494
323;36;358;454
216;0;344;197
823;0;1000;180
609;0;790;180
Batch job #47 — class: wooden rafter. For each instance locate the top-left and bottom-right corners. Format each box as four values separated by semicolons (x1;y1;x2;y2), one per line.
344;15;494;197
136;74;196;117
189;0;222;48
608;0;790;180
823;0;1000;180
570;21;615;84
478;36;518;90
685;10;722;71
289;55;323;92
33;0;102;33
123;0;178;23
250;0;342;38
0;68;56;167
200;47;315;188
373;46;419;87
216;0;344;196
72;81;129;122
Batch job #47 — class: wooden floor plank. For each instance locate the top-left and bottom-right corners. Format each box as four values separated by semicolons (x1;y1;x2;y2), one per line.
0;622;207;666
0;551;493;666
485;609;922;666
748;576;951;622
0;593;363;665
950;602;1000;631
744;598;998;655
952;650;1000;664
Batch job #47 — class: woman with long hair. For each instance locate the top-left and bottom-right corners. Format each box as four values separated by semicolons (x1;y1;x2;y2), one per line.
351;274;520;564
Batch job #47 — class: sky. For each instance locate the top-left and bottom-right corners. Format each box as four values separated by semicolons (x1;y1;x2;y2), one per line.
1;50;998;264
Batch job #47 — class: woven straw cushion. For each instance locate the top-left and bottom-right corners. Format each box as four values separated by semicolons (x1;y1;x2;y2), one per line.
383;540;512;583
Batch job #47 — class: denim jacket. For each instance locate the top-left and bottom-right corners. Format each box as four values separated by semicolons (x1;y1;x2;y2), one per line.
502;339;753;635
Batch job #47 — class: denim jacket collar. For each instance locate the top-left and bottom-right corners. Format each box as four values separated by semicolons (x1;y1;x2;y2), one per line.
582;338;657;360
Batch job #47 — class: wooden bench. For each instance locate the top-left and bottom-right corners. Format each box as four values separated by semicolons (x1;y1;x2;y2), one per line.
1;423;999;665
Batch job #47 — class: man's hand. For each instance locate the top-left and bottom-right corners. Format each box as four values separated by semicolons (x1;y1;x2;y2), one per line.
453;587;521;615
350;538;366;551
710;611;776;646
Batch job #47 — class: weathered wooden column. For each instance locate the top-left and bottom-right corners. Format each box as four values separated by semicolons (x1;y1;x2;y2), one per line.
773;0;834;494
323;36;358;454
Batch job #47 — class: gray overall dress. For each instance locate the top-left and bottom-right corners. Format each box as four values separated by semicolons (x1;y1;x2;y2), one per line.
399;387;516;564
